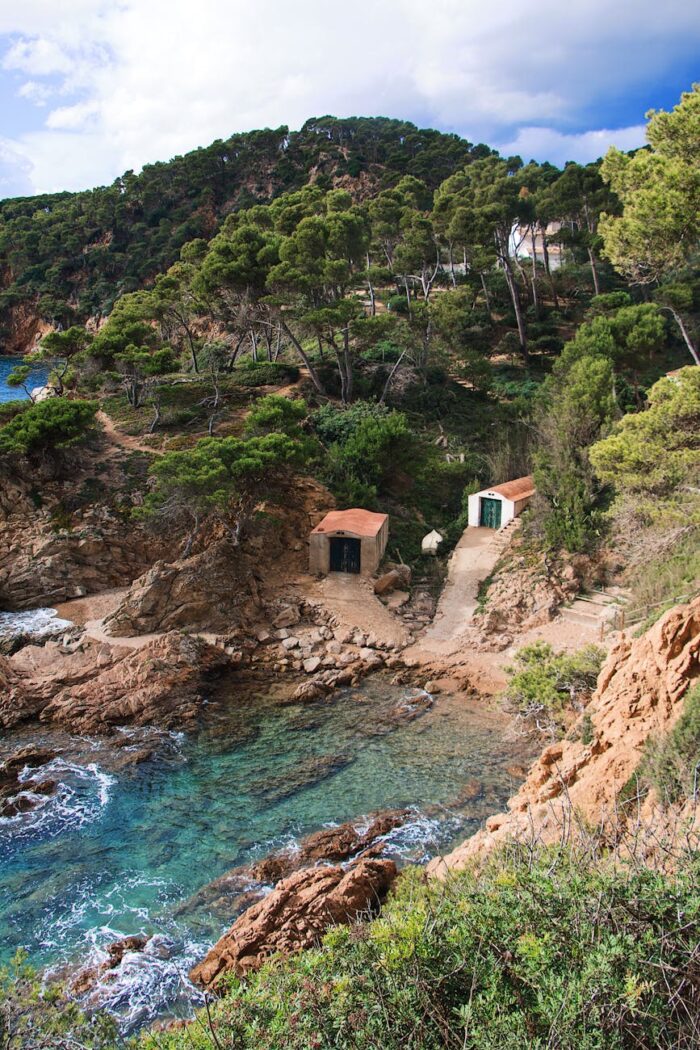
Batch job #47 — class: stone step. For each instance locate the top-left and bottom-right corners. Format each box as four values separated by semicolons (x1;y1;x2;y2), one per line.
560;607;602;627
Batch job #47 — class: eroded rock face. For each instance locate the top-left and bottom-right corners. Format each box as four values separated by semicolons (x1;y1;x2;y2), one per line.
1;632;231;734
0;508;164;610
181;810;409;920
190;858;397;988
430;596;700;874
472;548;579;640
103;478;331;637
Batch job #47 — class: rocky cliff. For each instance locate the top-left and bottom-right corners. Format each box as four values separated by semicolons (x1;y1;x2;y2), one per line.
0;631;231;733
429;596;700;874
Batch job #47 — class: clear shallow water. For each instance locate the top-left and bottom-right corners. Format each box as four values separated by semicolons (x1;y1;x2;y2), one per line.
0;677;534;1033
0;355;50;402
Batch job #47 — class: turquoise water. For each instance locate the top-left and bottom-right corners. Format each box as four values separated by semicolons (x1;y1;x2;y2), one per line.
0;675;533;1033
0;356;50;402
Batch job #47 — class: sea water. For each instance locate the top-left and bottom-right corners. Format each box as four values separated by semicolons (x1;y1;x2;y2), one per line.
0;675;534;1034
0;356;50;403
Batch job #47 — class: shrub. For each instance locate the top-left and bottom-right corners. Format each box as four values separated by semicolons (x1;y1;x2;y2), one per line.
640;684;700;804
143;844;700;1050
244;394;308;437
0;950;117;1048
503;642;605;727
233;361;299;387
0;398;98;457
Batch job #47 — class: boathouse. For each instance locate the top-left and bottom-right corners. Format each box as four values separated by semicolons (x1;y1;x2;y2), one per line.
467;476;535;530
309;509;389;576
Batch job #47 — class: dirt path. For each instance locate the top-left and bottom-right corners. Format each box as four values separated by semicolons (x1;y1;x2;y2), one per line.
403;521;613;693
97;410;163;456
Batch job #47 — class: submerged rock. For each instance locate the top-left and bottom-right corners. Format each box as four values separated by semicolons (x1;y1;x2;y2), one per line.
190;858;396;988
179;809;410;920
251;752;352;804
0;747;60;817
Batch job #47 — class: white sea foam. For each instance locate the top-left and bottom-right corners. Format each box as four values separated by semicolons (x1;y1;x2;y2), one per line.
0;607;73;640
0;758;115;841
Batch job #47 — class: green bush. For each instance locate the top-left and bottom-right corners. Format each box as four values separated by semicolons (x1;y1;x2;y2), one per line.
0;950;117;1048
503;642;605;726
640;684;700;804
0;398;98;457
143;844;700;1050
233;361;299;387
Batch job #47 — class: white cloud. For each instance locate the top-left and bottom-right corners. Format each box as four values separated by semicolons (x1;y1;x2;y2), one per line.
1;0;699;194
496;124;648;166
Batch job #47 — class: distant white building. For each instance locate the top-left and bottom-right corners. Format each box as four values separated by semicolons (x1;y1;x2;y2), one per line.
514;222;566;271
467;477;535;530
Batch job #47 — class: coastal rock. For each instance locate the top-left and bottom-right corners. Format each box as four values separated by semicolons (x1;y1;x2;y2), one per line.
70;934;150;996
180;809;409;919
190;858;397;988
1;632;231;733
0;747;59;818
430;596;700;874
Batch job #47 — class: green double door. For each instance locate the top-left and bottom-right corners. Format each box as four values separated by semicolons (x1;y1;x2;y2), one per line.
479;496;502;529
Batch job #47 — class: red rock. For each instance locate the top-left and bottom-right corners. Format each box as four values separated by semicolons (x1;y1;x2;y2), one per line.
190;858;396;988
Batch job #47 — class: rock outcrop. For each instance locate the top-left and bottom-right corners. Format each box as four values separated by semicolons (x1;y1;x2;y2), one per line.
472;546;579;644
429;597;700;874
0;632;231;733
181;810;409;920
190;858;397;988
102;478;331;637
0;747;59;817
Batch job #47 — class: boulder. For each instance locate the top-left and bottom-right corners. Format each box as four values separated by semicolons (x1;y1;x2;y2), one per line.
179;810;408;920
190;858;396;988
273;605;301;629
303;656;322;674
374;570;401;596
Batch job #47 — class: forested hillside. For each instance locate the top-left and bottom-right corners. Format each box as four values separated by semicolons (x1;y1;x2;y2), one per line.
0;117;485;341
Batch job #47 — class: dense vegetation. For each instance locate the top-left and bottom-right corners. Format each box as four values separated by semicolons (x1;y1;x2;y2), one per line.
1;91;698;582
0;117;485;334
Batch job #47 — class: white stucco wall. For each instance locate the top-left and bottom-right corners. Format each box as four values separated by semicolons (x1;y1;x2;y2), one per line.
467;491;517;529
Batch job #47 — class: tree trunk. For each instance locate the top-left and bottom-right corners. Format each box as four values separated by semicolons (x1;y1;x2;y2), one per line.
185;326;199;373
540;226;559;308
480;273;493;321
379;349;408;404
529;227;540;319
448;244;456;287
366;253;376;315
587;246;601;296
503;259;528;360
665;306;700;366
281;321;326;395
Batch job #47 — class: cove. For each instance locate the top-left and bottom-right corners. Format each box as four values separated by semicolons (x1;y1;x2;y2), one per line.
0;674;535;1034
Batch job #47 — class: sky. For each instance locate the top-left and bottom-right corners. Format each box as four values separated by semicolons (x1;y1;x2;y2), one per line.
0;0;698;199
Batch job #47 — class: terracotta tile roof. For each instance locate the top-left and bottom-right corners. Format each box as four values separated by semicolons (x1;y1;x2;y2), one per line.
488;476;536;501
311;509;388;537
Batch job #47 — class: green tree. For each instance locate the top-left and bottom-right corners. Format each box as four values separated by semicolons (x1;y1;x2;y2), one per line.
0;398;98;457
142;432;310;552
600;85;700;364
589;366;700;498
534;354;616;551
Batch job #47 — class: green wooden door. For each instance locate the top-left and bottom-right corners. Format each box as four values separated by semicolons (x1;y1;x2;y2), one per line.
479;497;502;529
